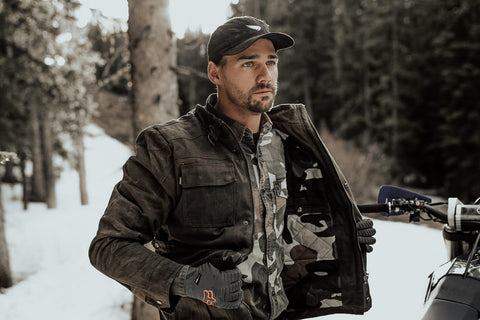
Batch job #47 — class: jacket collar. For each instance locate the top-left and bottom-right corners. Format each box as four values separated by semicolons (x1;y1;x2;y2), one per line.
195;94;273;147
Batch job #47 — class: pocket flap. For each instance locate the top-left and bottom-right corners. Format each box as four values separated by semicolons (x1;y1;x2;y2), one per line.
180;162;236;187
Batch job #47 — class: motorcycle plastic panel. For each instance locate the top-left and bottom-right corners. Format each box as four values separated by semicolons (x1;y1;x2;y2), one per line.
422;299;478;320
423;255;480;319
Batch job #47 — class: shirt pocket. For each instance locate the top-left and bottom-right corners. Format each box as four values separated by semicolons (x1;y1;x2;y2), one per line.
180;161;237;228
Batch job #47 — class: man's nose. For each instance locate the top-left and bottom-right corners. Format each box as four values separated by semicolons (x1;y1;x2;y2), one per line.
257;63;273;83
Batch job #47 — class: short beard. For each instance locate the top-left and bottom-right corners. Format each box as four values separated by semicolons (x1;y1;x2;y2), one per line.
246;82;277;113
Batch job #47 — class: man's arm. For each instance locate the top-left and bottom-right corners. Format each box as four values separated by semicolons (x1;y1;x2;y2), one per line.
88;127;182;309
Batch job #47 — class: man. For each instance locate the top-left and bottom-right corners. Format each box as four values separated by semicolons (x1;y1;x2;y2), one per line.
89;16;375;320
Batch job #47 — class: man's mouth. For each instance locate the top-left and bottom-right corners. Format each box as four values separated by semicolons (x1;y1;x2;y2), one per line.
253;90;273;95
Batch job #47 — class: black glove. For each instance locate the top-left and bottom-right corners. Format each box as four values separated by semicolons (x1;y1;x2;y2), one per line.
357;218;376;253
183;262;243;309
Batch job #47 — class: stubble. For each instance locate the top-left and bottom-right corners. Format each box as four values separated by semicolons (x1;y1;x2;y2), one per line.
226;82;278;114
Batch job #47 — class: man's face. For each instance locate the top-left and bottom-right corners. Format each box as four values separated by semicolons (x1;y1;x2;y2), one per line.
214;38;279;114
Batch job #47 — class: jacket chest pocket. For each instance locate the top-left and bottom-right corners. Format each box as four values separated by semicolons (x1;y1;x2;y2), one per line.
179;161;237;228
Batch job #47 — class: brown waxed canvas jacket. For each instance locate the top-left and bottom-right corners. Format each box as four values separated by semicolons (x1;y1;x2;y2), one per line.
89;95;372;320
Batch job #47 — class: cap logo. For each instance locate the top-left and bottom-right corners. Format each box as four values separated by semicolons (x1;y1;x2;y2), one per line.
246;25;261;31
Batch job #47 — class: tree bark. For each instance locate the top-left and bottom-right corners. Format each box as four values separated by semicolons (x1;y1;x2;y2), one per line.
131;296;159;320
75;129;88;206
128;0;178;318
30;104;46;202
40;111;56;209
361;23;372;149
128;0;179;139
391;0;399;160
20;152;28;210
0;184;13;289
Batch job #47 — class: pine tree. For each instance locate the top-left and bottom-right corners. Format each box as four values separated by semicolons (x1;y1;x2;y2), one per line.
0;0;100;207
426;0;480;200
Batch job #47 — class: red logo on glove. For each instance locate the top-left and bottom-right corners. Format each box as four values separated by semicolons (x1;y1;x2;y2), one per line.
203;290;216;305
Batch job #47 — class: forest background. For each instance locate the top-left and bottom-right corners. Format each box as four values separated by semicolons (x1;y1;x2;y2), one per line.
0;0;479;318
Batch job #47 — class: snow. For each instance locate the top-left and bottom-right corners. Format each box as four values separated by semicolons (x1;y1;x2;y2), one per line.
0;124;447;320
0;125;132;320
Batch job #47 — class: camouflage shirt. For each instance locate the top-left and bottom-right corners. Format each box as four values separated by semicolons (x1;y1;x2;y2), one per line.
222;112;289;320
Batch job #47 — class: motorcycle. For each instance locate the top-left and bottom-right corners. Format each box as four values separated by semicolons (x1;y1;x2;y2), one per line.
358;185;480;320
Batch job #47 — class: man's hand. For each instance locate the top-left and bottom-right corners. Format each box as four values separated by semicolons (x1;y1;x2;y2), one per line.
356;219;376;253
183;262;243;309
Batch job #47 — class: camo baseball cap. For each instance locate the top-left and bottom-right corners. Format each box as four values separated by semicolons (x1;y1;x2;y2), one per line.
207;16;294;64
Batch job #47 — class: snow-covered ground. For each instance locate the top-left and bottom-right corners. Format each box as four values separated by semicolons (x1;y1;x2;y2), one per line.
0;124;448;320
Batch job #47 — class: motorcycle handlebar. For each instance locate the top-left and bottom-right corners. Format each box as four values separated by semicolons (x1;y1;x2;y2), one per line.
424;205;448;222
358;198;480;231
357;203;390;213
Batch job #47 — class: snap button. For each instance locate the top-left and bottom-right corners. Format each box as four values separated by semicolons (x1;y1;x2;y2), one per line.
243;220;249;226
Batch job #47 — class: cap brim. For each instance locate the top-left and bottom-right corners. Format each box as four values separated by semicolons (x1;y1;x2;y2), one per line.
223;32;294;56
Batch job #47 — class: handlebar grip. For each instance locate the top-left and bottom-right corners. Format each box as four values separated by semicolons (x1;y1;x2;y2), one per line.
357;203;390;214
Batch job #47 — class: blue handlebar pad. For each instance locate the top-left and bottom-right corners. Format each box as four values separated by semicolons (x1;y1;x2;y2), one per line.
377;185;432;216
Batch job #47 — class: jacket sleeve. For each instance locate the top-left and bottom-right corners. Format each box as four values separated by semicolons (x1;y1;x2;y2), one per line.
88;127;182;309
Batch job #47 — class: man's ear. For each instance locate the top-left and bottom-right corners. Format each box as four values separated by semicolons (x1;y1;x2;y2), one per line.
207;61;221;85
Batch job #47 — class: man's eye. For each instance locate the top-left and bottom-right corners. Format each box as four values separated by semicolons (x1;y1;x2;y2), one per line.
267;60;277;66
242;61;254;67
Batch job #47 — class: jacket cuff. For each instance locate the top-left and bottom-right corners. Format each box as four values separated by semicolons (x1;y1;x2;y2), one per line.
170;265;189;297
141;262;184;309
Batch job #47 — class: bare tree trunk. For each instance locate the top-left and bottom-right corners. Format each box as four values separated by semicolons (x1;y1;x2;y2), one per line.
361;26;372;149
188;76;196;114
41;111;56;209
0;184;13;289
20;152;28;210
331;0;348;111
75;129;88;206
1;161;17;183
131;297;159;320
128;0;179;139
72;107;88;206
128;0;178;318
30;104;46;202
391;0;399;160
